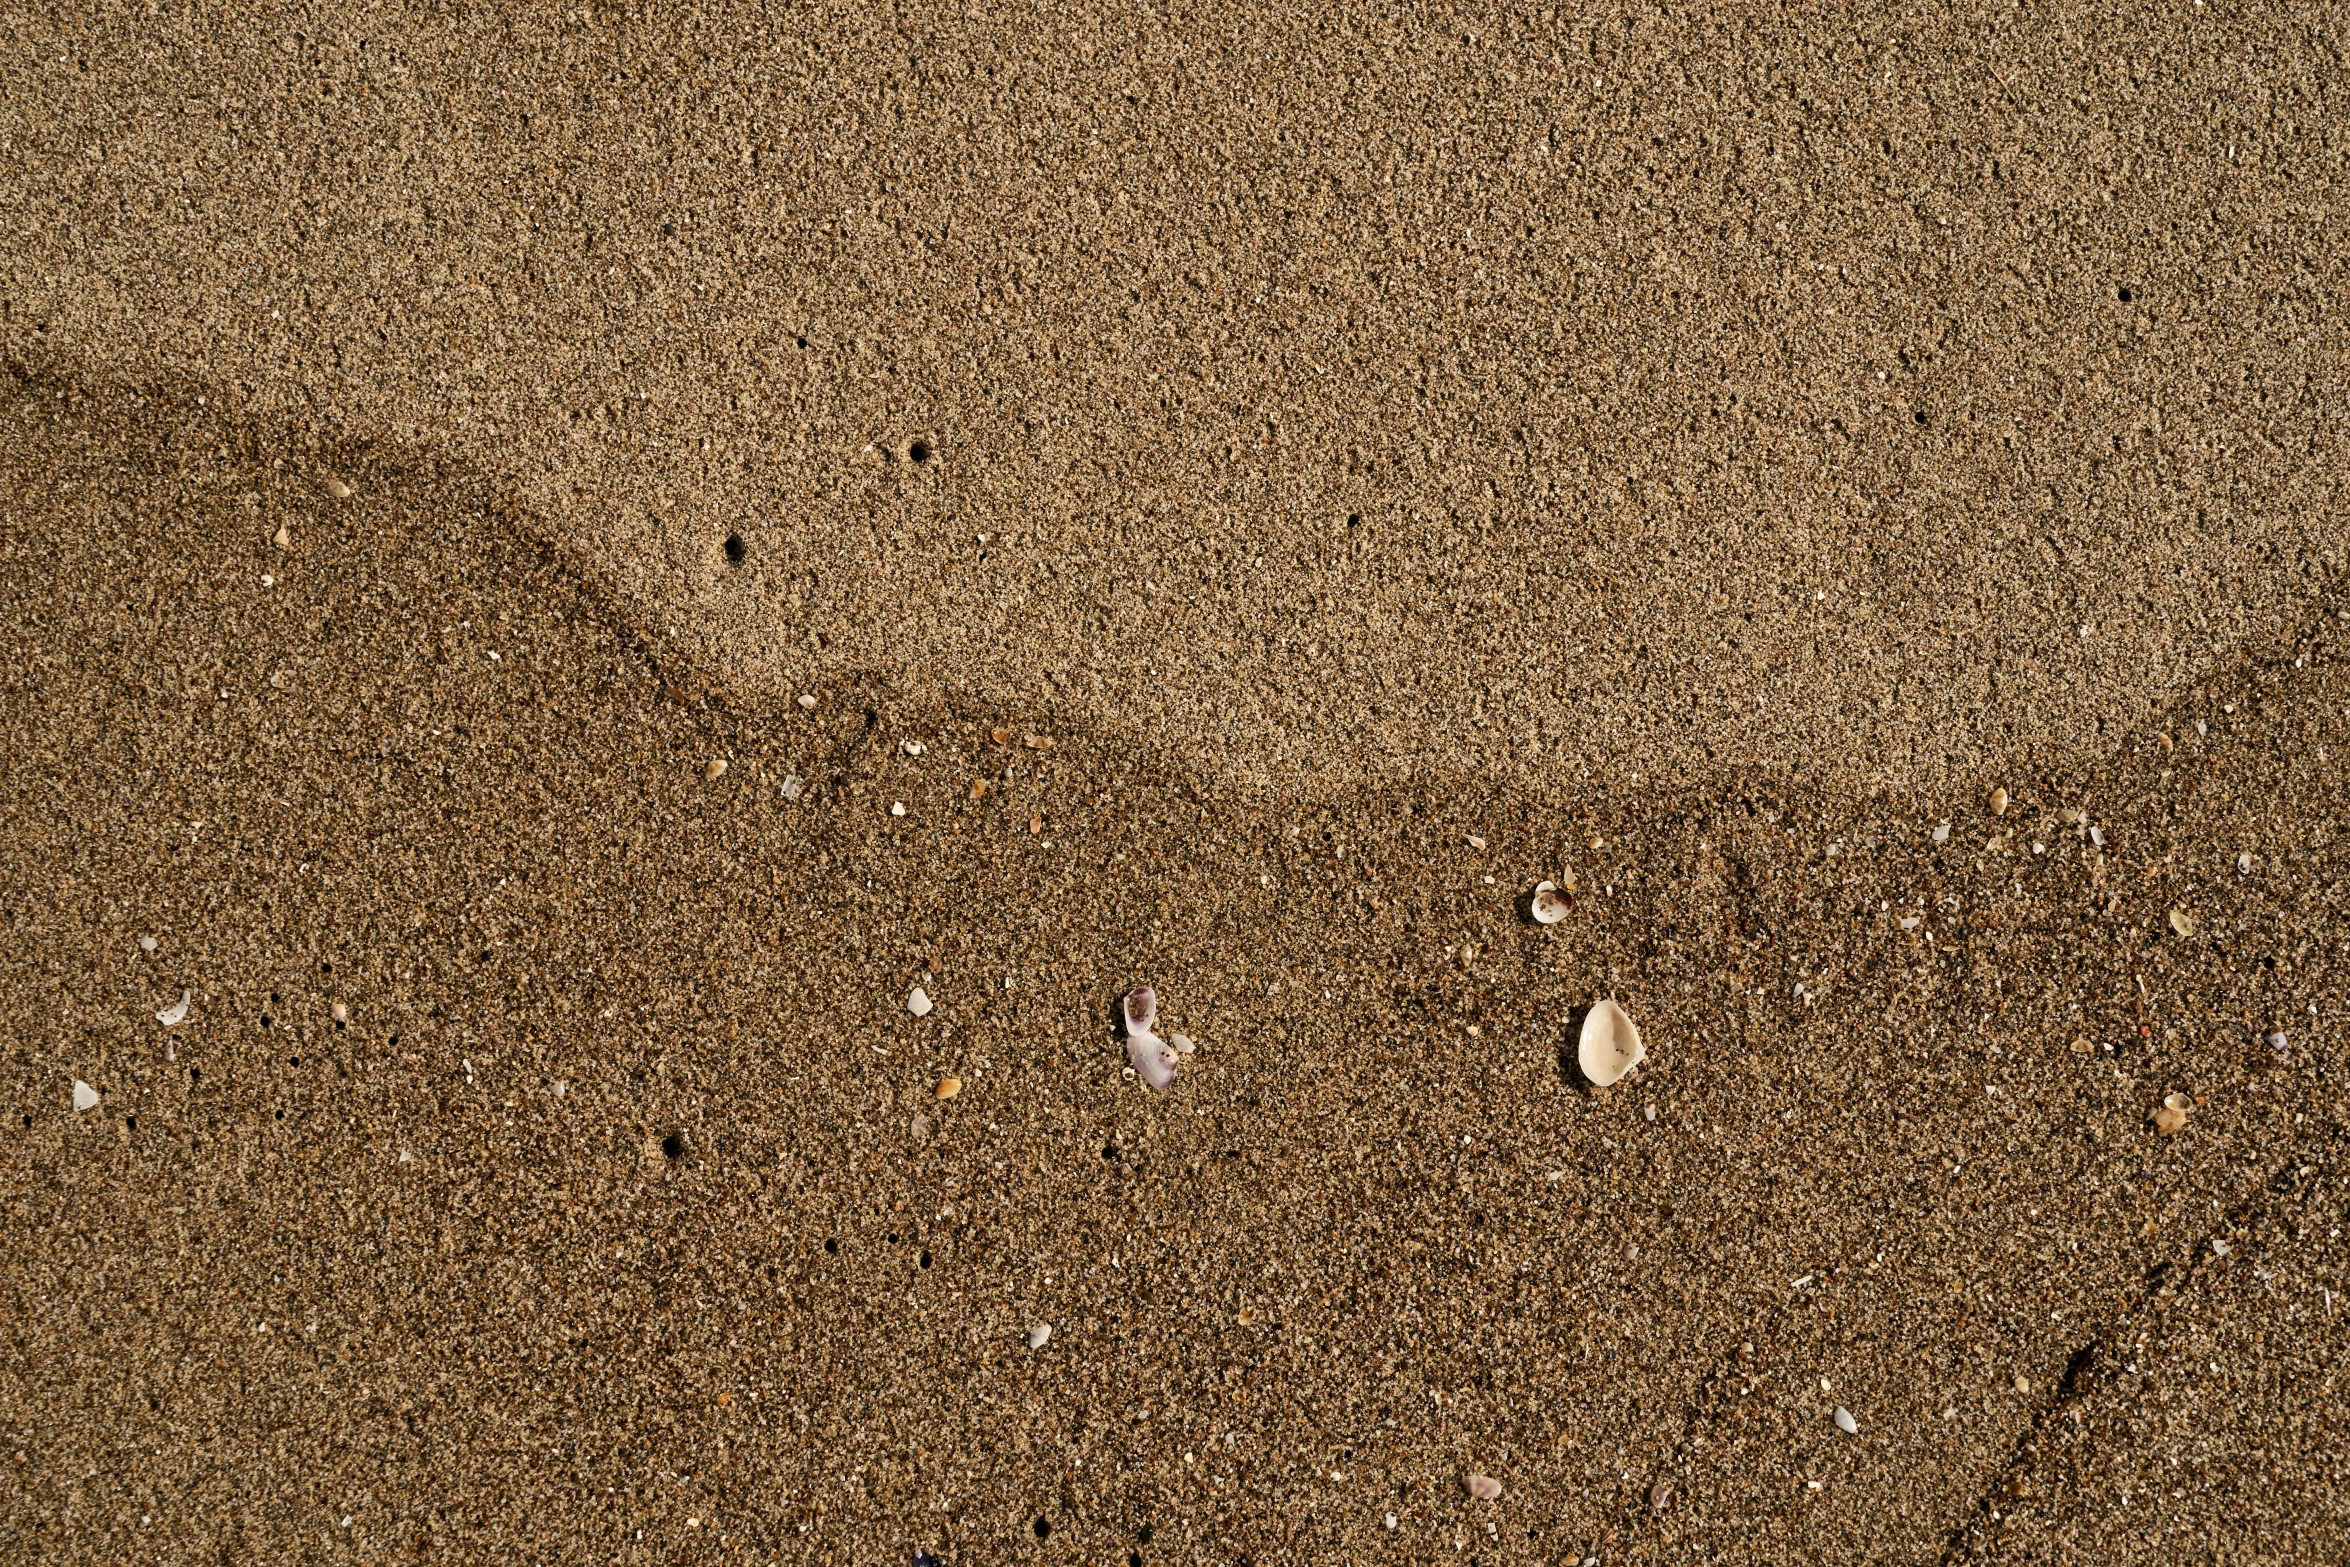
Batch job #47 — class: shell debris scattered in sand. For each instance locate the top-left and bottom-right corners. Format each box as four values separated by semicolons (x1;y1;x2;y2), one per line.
2154;1091;2192;1136
1530;880;1570;925
138;935;158;953
1577;998;1645;1087
703;758;728;781
1122;985;1181;1091
72;1080;100;1112
935;1075;961;1101
907;986;934;1018
1026;1323;1052;1350
156;990;190;1027
1464;1473;1503;1501
796;693;817;710
1834;1407;1860;1435
2168;908;2196;938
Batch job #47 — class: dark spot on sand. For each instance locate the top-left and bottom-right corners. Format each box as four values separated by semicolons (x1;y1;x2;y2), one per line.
723;533;747;565
1033;1518;1052;1540
909;437;933;464
660;1132;686;1160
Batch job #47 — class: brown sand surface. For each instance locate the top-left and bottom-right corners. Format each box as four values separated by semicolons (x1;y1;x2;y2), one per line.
4;4;2348;1564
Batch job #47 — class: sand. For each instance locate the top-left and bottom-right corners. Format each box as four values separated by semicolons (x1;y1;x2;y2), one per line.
4;4;2347;1562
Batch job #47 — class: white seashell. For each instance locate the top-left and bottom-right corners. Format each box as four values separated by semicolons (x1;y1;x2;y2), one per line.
1123;986;1179;1091
1931;822;1950;844
331;1003;348;1024
1577;998;1645;1087
156;991;190;1027
1833;1406;1859;1435
796;693;818;710
779;774;804;801
1463;1472;1503;1501
1026;1322;1052;1350
907;987;933;1018
138;935;158;953
1172;1034;1196;1056
1530;881;1569;925
72;1080;100;1112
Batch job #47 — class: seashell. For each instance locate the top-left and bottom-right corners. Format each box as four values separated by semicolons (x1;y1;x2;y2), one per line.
1026;1322;1052;1350
907;987;934;1018
704;758;728;781
72;1080;100;1113
1988;786;2010;816
1463;1473;1502;1501
1577;998;1645;1088
1930;822;1950;844
2237;851;2254;875
139;935;158;953
779;774;804;801
156;991;190;1027
796;693;818;710
1530;881;1569;925
331;1003;349;1024
2167;908;2196;938
2163;1091;2192;1112
935;1076;962;1101
1833;1406;1859;1435
325;477;353;500
2153;1093;2190;1136
1123;986;1179;1091
1172;1034;1196;1056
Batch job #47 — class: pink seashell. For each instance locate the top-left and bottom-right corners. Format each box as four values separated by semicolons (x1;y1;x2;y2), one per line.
1464;1472;1503;1501
1122;986;1179;1091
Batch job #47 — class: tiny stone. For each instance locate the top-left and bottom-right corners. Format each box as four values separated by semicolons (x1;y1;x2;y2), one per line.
2013;1374;2031;1394
935;1076;961;1101
704;758;728;781
1463;1472;1502;1501
72;1080;100;1113
1988;786;2010;816
1026;1323;1052;1350
138;935;158;953
1833;1406;1859;1435
331;1003;349;1023
797;693;818;710
2168;908;2196;938
778;774;803;800
908;987;933;1018
891;802;906;817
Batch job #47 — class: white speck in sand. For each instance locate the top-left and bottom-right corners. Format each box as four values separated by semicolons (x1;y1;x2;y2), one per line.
1931;822;1950;843
554;1082;567;1098
331;1003;348;1023
139;935;158;953
156;991;190;1027
779;774;803;800
72;1080;100;1112
1026;1323;1052;1350
398;1149;412;1164
1467;835;1486;850
890;801;906;816
1173;1033;1196;1055
1834;1407;1859;1435
797;693;818;710
908;987;933;1018
903;740;924;755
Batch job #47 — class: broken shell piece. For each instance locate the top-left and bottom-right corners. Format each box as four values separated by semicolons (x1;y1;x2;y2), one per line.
138;935;158;953
796;693;818;710
779;774;804;801
1026;1323;1052;1350
2236;851;2254;875
1530;881;1570;925
1123;986;1180;1091
935;1076;962;1101
272;524;291;549
704;758;728;781
2153;1093;2190;1136
324;477;353;500
2168;908;2196;938
1577;998;1646;1088
2163;1091;2192;1112
1988;786;2010;816
331;1003;349;1024
1463;1473;1503;1502
907;987;934;1018
1172;1034;1197;1056
72;1080;100;1113
156;991;190;1027
1833;1406;1859;1435
910;1113;931;1142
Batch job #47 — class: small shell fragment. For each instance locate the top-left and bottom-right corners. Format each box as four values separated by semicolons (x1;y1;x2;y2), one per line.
325;477;353;500
2164;1090;2192;1112
1577;998;1646;1088
2168;908;2196;938
138;935;158;953
272;524;291;549
2236;851;2254;875
1988;786;2010;816
796;693;818;710
935;1076;962;1101
156;991;190;1027
907;987;934;1018
1930;822;1951;844
910;1113;931;1142
1172;1034;1197;1056
1026;1323;1052;1350
1530;881;1570;925
2153;1094;2190;1136
1463;1473;1503;1502
704;758;728;781
1833;1406;1859;1435
331;1003;349;1024
779;774;804;801
1123;986;1180;1091
1648;1481;1673;1510
72;1080;100;1113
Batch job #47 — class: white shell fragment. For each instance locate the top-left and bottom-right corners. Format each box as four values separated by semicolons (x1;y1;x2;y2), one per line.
72;1080;100;1112
1172;1034;1197;1056
1124;986;1180;1091
779;774;804;801
1464;1473;1503;1501
1530;881;1570;925
156;991;190;1027
138;935;158;953
1834;1406;1859;1435
1026;1322;1053;1350
907;987;934;1018
1577;998;1646;1088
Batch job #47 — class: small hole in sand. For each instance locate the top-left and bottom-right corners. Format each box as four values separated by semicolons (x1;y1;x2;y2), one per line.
919;1249;932;1268
824;1237;839;1254
723;533;747;565
1034;1519;1052;1540
1914;410;1929;425
2118;285;2134;302
660;1132;687;1160
909;438;934;464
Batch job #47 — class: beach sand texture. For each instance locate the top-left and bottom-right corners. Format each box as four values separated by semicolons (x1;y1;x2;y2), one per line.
5;3;2347;1561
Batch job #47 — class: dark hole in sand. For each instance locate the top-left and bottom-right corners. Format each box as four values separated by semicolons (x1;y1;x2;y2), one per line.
660;1132;686;1160
919;1250;931;1268
289;1056;300;1067
1034;1518;1052;1540
274;1109;284;1120
1130;1554;1144;1567
1915;410;1929;425
824;1238;838;1254
189;1067;200;1083
1102;1142;1120;1159
2119;285;2134;302
909;438;933;464
723;533;747;565
1137;1525;1153;1543
127;1115;138;1131
260;1015;271;1028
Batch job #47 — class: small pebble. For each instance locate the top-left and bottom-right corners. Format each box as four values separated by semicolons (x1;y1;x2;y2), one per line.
2013;1374;2031;1394
2168;908;2196;938
138;935;158;953
908;987;933;1018
1463;1472;1503;1501
704;758;728;781
797;693;818;710
1833;1406;1859;1435
331;1002;349;1023
891;802;906;817
935;1076;961;1101
72;1080;100;1113
1026;1323;1052;1350
779;774;804;800
1988;786;2009;816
